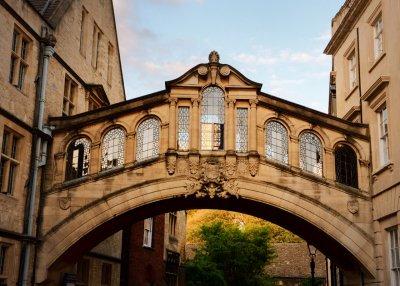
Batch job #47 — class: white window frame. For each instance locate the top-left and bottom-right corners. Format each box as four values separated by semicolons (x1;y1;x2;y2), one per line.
348;51;357;89
143;218;153;247
373;15;384;60
389;227;400;286
378;106;389;166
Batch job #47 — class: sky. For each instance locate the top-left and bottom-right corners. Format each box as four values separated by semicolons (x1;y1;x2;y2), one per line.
113;0;344;112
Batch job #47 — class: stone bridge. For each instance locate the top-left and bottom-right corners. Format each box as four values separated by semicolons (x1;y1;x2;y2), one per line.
37;52;374;285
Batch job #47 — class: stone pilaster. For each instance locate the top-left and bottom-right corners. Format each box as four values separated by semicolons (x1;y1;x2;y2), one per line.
226;99;236;151
191;98;200;150
168;98;178;150
249;99;258;152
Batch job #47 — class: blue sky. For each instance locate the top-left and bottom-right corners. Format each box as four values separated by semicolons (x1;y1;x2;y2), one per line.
114;0;344;112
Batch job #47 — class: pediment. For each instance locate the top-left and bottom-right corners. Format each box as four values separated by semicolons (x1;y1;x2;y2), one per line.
165;51;262;92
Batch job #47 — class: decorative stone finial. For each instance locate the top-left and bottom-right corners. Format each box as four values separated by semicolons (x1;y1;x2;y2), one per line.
209;51;220;63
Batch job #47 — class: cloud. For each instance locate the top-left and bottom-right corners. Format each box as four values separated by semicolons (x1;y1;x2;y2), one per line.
232;48;329;66
148;0;204;5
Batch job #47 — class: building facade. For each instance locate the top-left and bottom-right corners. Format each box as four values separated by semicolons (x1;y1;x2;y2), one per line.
121;212;186;286
0;0;124;284
325;0;400;285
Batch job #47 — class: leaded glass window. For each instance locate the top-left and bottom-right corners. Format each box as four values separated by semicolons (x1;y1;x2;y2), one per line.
389;228;400;286
201;86;224;150
101;128;125;170
66;137;91;180
236;108;248;152
178;107;190;150
299;132;323;176
136;117;160;161
335;144;358;188
265;121;288;164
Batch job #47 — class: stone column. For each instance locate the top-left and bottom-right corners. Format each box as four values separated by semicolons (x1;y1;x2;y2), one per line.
125;131;136;164
227;99;236;151
191;98;200;151
324;147;335;180
90;142;101;173
249;99;258;152
168;98;177;150
290;136;300;168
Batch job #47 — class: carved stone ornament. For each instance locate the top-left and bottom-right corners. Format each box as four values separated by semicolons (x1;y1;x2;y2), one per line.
185;157;239;199
347;199;359;214
248;153;260;177
59;197;71;210
198;65;208;76
219;65;231;76
209;50;220;63
166;151;177;175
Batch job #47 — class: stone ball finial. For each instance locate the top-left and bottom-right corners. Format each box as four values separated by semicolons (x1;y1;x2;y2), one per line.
209;50;220;63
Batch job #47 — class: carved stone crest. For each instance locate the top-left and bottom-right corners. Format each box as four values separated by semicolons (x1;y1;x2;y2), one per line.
347;199;359;214
198;65;208;76
166;151;177;175
185;157;239;199
248;152;260;177
59;197;71;210
219;65;231;76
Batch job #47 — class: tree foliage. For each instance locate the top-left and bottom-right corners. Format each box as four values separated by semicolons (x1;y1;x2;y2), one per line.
185;221;276;286
186;210;302;244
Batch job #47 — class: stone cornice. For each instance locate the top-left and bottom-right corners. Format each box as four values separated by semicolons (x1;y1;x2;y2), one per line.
324;0;371;55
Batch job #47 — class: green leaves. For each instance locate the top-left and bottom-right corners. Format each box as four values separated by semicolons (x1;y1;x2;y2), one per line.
184;221;276;286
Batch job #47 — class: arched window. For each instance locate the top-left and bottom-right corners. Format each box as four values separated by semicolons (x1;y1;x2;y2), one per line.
101;128;125;170
66;137;91;180
200;86;224;150
335;144;358;188
136;117;160;161
265;121;289;164
299;132;323;176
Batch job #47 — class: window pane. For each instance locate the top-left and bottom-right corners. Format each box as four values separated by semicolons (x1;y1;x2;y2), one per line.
6;163;17;194
136;118;160;161
12;30;19;52
300;132;323;176
143;218;153;247
66;138;91;180
17;63;27;90
335;145;358;188
177;107;190;150
201;86;224;150
266;121;288;164
236;108;248;152
101;128;125;170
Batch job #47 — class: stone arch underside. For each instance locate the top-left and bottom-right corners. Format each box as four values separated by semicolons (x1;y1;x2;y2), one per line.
36;178;375;283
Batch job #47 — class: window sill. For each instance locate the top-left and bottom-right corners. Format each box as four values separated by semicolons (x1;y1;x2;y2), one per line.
368;52;386;73
9;82;28;97
98;165;124;177
345;85;359;101
62;176;89;187
0;192;17;200
143;245;154;250
372;162;393;179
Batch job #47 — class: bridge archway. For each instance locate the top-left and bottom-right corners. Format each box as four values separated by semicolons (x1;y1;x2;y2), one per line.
37;176;374;284
40;52;374;284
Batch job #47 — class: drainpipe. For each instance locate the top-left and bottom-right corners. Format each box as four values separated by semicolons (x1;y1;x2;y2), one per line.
356;28;363;123
19;32;56;286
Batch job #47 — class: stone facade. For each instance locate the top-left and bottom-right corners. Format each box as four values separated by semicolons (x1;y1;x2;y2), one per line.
37;51;373;286
0;0;124;284
325;0;400;285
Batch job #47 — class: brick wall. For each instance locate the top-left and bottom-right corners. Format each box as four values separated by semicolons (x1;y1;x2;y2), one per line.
122;214;166;286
